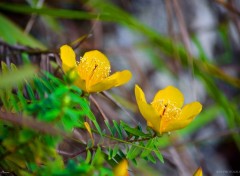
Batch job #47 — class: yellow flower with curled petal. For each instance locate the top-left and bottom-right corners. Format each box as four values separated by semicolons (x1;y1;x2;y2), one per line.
135;84;202;134
193;167;203;176
60;45;132;93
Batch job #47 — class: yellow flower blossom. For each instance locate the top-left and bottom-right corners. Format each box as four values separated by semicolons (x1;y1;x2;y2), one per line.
113;159;129;176
193;167;203;176
60;45;132;93
135;84;202;134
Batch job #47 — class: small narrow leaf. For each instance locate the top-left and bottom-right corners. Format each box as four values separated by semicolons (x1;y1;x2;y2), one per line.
112;145;119;158
126;146;142;160
85;150;91;164
153;146;164;163
147;153;156;164
140;139;154;158
104;120;114;136
92;119;102;136
25;83;36;101
113;120;123;139
121;121;149;137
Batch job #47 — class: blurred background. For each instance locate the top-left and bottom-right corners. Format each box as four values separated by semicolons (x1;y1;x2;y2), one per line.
0;0;240;175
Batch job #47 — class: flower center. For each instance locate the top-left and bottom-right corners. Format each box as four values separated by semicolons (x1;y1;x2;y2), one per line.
151;100;181;121
77;51;111;90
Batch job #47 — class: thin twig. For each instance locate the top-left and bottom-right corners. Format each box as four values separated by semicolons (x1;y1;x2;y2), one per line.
0;111;66;136
24;0;45;34
0;40;52;54
90;95;108;120
172;0;196;100
172;0;192;52
165;0;174;37
169;147;189;176
100;91;137;124
214;0;240;16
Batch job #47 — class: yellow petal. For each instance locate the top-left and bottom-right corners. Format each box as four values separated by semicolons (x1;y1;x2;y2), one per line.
180;101;202;120
75;79;87;92
113;159;129;176
135;85;161;132
160;102;202;133
193;167;203;176
152;86;184;108
60;45;77;73
84;122;94;145
78;50;110;88
88;70;132;93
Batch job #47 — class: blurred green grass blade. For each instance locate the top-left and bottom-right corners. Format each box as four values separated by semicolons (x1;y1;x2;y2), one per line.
0;65;37;89
200;74;240;148
192;35;208;62
0;3;97;20
0;2;239;87
0;13;46;49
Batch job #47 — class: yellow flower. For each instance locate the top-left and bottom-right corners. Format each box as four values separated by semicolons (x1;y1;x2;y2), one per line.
135;84;202;134
193;167;203;176
60;45;132;93
113;159;129;176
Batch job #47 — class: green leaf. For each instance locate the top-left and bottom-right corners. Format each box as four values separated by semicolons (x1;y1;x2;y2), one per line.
1;61;9;73
153;146;164;163
126;145;142;160
0;13;46;49
9;94;20;112
120;121;149;137
108;147;113;160
0;3;97;20
33;78;47;99
25;83;36;101
17;89;27;110
146;153;156;164
61;115;75;131
140;139;154;158
0;89;11;110
112;145;119;159
19;129;35;143
0;64;37;89
85;150;92;164
92;119;102;136
91;147;104;166
40;109;60;122
113;120;123;139
104;120;113;136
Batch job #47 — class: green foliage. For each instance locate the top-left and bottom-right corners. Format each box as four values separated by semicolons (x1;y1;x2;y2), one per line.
99;120;164;165
0;0;239;175
0;13;46;49
0;62;36;89
0;62;165;175
0;63;113;175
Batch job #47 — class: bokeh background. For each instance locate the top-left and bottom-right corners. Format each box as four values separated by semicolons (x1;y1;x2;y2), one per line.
0;0;240;175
